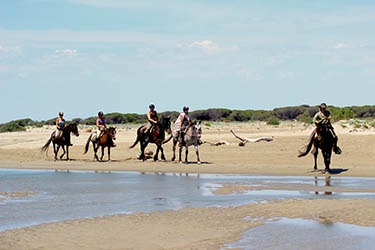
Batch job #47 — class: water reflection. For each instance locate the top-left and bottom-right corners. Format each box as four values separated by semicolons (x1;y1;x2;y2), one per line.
224;218;375;250
314;176;332;195
1;170;375;232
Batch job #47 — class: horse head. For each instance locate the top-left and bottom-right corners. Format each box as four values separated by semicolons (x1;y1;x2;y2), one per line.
65;123;79;137
191;121;202;141
160;117;172;134
108;127;117;141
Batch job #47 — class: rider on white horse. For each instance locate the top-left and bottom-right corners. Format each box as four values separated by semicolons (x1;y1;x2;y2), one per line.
174;106;192;145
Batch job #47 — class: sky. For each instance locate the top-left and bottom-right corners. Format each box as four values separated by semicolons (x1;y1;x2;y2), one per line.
1;0;375;123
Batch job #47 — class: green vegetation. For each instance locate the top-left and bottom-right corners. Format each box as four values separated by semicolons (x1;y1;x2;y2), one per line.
3;105;375;133
0;119;33;132
266;117;280;126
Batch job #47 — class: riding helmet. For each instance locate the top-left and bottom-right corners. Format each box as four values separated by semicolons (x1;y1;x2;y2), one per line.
59;112;64;116
183;106;189;111
98;111;104;117
149;104;155;109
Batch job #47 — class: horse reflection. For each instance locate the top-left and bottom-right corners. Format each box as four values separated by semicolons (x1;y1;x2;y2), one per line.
314;176;332;195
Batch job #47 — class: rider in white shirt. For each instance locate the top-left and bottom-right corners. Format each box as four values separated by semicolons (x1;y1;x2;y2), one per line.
175;106;192;145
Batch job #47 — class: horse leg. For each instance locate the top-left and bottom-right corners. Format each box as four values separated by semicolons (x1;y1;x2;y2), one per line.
140;141;147;161
100;146;104;161
108;147;111;162
154;144;160;161
185;146;189;163
60;145;66;159
160;145;166;161
171;139;176;161
178;144;183;162
55;145;61;160
52;142;57;161
195;144;201;164
66;146;70;160
93;143;99;161
323;150;332;173
313;147;318;171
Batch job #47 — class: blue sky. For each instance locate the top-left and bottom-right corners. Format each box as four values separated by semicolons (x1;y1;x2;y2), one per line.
1;0;375;123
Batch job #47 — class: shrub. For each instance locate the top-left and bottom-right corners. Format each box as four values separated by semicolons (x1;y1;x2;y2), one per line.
0;119;33;132
266;117;280;126
297;113;313;124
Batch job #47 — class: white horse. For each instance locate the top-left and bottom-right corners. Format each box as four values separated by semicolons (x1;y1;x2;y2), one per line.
171;121;202;164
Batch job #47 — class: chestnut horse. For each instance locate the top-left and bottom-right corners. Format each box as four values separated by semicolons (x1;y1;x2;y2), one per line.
84;127;117;161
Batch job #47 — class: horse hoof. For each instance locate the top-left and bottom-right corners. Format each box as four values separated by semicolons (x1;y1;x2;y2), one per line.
198;161;201;165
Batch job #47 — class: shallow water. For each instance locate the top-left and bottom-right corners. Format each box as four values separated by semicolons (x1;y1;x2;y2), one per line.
224;218;375;250
1;169;375;232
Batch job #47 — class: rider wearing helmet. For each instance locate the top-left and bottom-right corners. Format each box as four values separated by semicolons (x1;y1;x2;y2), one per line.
174;106;192;145
313;103;341;154
55;112;65;139
143;104;159;134
96;111;106;141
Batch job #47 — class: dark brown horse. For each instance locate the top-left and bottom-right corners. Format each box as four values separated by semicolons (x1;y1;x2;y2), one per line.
42;123;79;161
84;127;117;161
298;124;335;173
130;117;171;161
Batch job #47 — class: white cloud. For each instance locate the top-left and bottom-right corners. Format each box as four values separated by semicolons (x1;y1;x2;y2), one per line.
0;44;22;55
55;49;78;55
176;40;238;56
334;43;352;49
191;40;219;51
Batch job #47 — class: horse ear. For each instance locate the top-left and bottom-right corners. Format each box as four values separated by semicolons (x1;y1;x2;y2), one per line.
198;120;201;124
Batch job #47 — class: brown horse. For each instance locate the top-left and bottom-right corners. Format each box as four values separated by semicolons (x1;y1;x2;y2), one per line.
298;123;335;173
84;127;117;161
130;117;171;161
42;123;79;161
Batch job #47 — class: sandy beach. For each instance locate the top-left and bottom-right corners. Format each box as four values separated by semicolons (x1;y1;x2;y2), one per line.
1;122;375;176
1;123;375;249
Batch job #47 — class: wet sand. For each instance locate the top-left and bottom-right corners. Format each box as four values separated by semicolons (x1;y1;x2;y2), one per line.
1;199;375;250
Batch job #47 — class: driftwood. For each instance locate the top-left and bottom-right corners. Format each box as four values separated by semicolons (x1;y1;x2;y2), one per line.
203;140;230;146
230;130;273;146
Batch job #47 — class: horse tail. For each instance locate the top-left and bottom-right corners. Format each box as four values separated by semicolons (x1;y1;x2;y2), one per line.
41;133;54;152
84;134;92;154
298;131;315;157
129;127;142;149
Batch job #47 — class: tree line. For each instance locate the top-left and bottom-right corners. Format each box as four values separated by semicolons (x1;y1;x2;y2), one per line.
1;105;375;132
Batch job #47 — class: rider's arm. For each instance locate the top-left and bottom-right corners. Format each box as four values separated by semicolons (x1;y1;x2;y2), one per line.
179;114;184;128
56;118;60;129
147;112;158;124
313;113;321;125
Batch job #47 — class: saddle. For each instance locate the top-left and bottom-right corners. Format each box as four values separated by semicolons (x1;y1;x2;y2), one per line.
99;132;108;145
